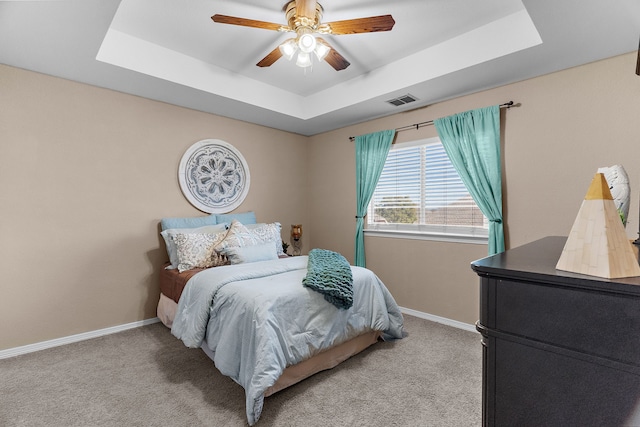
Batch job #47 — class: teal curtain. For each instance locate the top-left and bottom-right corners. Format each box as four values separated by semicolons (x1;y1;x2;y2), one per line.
354;130;395;267
434;105;504;255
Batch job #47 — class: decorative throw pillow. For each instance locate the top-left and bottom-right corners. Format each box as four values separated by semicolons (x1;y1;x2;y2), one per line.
214;220;258;253
246;222;285;255
223;242;279;265
161;223;228;269
173;232;228;272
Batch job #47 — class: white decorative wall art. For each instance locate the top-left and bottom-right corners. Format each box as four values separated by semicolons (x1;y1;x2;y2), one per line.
178;139;250;213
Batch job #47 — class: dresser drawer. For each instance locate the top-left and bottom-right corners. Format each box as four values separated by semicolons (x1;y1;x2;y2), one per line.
492;338;640;426
494;279;640;365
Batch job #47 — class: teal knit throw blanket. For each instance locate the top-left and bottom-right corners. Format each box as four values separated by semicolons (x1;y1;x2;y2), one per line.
302;249;353;309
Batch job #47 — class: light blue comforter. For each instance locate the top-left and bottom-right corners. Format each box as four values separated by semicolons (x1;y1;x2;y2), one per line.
171;256;405;425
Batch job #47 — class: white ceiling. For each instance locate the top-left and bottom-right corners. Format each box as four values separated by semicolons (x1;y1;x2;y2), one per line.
1;0;639;136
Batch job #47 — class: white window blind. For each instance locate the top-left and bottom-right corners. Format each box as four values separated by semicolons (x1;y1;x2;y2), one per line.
367;137;488;242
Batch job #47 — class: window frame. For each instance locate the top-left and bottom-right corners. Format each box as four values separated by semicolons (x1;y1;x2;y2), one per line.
364;136;488;245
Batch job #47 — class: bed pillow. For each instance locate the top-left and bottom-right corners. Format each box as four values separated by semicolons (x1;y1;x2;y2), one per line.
246;222;285;256
223;242;279;265
161;214;217;231
214;220;258;253
215;211;257;225
173;232;229;272
161;223;228;269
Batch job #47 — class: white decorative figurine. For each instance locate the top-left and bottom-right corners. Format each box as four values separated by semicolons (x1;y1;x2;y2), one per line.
597;164;630;226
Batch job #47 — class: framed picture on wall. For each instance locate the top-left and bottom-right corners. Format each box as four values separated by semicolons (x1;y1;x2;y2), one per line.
178;139;250;213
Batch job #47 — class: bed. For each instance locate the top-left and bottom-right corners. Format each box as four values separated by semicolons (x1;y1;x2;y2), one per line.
156;216;405;425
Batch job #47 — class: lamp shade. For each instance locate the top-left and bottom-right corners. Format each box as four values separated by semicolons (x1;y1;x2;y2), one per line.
296;52;312;68
279;39;297;61
314;43;330;61
298;33;317;53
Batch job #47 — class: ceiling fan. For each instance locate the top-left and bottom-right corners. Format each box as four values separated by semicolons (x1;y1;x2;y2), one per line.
211;0;395;71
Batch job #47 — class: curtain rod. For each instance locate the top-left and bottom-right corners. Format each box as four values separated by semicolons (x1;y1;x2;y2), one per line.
348;101;515;141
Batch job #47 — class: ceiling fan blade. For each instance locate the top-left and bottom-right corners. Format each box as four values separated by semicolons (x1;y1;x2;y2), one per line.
257;46;283;67
295;0;318;20
317;38;350;71
322;15;395;35
211;14;285;32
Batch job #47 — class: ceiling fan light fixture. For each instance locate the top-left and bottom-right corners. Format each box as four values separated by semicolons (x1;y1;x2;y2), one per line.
279;39;297;61
297;33;317;53
314;42;330;61
296;51;312;68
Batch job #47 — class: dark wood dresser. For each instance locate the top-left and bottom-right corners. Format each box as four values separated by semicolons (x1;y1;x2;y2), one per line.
471;236;640;427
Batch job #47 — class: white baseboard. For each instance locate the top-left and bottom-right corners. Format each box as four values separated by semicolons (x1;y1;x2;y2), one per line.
1;308;474;360
0;317;161;360
400;307;478;333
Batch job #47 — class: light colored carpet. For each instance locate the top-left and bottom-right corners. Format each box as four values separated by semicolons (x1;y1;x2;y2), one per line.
0;315;482;426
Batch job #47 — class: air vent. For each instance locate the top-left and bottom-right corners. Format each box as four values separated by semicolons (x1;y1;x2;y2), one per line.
385;94;418;107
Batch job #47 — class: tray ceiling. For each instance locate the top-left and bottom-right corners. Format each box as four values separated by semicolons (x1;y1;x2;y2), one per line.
1;0;639;135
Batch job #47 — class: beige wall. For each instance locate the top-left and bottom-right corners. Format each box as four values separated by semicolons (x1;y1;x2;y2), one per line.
0;65;308;350
3;51;639;350
308;52;640;325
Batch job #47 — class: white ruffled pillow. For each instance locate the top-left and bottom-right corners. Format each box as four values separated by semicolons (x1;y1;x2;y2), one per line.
211;221;285;262
214;220;259;253
246;222;284;255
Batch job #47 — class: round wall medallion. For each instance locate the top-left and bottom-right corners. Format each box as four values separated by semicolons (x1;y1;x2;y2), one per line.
178;139;251;213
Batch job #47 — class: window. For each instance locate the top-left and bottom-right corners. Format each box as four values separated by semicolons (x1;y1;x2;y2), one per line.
366;137;488;243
